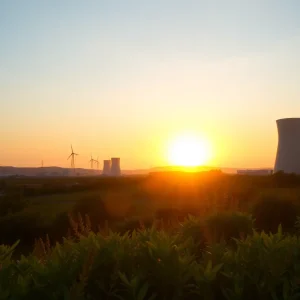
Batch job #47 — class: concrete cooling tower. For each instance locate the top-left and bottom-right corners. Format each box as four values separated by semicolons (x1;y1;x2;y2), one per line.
102;160;111;175
110;157;121;176
274;118;300;174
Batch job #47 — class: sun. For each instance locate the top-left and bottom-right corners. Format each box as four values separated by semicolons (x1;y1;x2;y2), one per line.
167;133;211;167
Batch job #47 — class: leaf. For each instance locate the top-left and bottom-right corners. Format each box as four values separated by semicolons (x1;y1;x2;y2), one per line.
212;263;223;274
205;260;212;273
137;282;149;300
118;272;130;286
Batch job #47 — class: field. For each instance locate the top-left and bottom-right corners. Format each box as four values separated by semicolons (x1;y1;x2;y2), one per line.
1;171;300;299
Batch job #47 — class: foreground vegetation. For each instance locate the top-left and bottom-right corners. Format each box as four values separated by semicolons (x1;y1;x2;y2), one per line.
2;219;300;299
1;171;300;298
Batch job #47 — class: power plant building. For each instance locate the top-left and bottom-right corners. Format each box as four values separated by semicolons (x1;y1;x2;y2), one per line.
237;169;273;176
110;157;121;176
274;118;300;174
102;160;111;175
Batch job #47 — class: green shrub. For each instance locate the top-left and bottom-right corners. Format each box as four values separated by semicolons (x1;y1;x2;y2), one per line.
115;217;154;234
204;211;254;244
1;227;300;299
178;215;206;256
252;195;299;233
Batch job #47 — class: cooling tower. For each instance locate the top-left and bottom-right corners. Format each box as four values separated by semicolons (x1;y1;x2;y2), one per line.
110;157;121;176
102;160;111;175
274;118;300;174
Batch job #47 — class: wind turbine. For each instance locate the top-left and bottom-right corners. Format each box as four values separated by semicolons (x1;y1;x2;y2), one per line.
68;145;78;173
89;155;95;169
95;156;100;170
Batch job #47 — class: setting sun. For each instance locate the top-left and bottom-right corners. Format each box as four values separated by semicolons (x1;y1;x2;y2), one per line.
167;133;211;167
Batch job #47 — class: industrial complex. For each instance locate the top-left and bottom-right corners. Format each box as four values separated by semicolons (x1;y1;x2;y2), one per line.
237;117;300;175
1;118;300;177
274;118;300;174
65;145;122;176
102;157;121;176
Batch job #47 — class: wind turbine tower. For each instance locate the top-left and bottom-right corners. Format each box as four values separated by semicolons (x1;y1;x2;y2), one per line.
95;156;100;170
89;155;95;169
68;145;78;174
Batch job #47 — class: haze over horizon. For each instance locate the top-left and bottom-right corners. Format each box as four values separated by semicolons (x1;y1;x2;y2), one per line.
1;0;300;169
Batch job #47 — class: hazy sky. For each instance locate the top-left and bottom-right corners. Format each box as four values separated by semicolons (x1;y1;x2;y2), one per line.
1;0;300;169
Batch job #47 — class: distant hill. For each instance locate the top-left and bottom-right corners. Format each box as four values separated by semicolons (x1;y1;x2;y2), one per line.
0;165;272;177
0;166;100;177
122;166;246;175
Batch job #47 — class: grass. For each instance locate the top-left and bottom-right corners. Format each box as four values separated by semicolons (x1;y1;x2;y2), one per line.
27;191;103;224
29;190;103;204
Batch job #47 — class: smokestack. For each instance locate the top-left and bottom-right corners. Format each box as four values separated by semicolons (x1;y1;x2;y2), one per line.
102;160;111;175
110;157;121;176
274;118;300;174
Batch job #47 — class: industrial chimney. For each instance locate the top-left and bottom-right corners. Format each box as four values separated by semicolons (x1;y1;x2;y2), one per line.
102;160;111;176
110;157;121;176
274;118;300;174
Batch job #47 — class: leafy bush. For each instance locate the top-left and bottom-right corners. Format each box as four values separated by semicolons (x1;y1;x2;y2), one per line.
1;227;300;299
219;226;300;299
115;217;154;234
178;215;206;256
252;195;300;233
204;211;254;244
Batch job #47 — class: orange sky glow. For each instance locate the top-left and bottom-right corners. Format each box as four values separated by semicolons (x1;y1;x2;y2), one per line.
1;1;299;170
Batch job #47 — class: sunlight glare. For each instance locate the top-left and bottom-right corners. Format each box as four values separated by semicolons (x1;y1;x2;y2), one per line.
167;133;211;167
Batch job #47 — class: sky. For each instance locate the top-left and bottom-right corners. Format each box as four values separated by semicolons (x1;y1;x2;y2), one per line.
1;0;300;169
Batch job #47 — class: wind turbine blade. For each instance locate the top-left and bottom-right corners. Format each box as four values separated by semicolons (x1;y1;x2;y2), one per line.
71;145;73;153
67;154;72;160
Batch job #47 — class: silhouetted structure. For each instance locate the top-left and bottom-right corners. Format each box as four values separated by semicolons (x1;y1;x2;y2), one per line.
95;156;99;170
89;155;95;169
111;157;121;176
237;169;273;175
67;145;78;173
274;118;300;174
102;160;111;175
